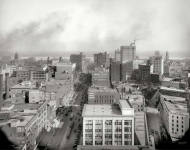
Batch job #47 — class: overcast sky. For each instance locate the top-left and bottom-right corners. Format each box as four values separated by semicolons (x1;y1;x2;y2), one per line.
0;0;190;58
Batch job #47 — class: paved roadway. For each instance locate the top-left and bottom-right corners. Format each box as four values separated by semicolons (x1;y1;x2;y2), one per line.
38;87;86;150
59;88;85;150
146;113;161;147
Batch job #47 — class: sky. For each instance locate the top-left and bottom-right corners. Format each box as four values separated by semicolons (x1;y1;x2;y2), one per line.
0;0;190;58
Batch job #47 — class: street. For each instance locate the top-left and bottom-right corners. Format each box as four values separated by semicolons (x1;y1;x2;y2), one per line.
38;87;86;150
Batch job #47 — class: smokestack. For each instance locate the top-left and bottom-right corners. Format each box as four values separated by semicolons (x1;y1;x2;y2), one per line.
0;74;3;110
5;73;9;99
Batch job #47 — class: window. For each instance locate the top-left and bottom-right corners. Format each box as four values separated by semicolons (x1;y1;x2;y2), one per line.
182;125;183;128
182;117;183;120
182;130;183;132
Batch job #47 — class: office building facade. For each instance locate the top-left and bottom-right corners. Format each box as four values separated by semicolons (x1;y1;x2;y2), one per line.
139;64;153;83
115;49;121;62
120;43;136;63
94;52;110;68
70;52;86;72
88;87;120;105
82;100;135;146
110;62;126;82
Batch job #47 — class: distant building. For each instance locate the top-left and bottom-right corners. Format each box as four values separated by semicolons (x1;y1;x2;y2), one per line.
94;52;110;68
16;68;30;81
92;70;110;87
10;81;37;97
157;94;189;142
82;100;135;145
30;68;48;81
115;49;121;62
110;62;126;82
139;64;153;83
1;56;12;63
165;51;169;62
127;94;144;113
14;52;19;61
29;89;45;103
161;77;186;89
150;73;161;84
70;52;86;72
88;87;120;105
159;86;189;98
120;43;136;63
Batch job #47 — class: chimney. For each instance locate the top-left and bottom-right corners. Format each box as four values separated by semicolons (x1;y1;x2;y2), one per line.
0;74;3;110
5;73;9;99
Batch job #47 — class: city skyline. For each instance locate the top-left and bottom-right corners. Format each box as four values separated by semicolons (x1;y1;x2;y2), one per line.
0;0;190;58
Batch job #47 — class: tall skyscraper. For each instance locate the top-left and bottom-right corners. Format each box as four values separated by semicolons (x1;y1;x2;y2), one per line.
70;52;86;72
165;51;169;62
94;52;110;68
110;62;126;82
139;64;153;83
153;56;164;75
14;52;19;61
115;49;121;62
120;43;136;63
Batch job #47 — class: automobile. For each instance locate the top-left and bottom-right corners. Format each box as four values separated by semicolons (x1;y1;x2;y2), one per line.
151;129;154;134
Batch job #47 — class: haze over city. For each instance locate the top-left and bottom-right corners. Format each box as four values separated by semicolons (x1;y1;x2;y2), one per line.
0;0;190;58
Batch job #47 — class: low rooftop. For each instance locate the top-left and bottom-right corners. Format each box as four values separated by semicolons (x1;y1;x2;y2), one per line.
119;99;132;108
88;87;118;93
159;86;189;93
82;104;122;117
12;103;41;112
11;81;37;89
19;115;35;126
127;94;144;103
162;99;188;114
134;112;147;146
161;94;186;102
77;145;152;150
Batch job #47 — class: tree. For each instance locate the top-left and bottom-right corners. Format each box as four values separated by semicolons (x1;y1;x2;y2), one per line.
18;79;23;83
25;91;29;103
129;88;132;94
87;63;96;72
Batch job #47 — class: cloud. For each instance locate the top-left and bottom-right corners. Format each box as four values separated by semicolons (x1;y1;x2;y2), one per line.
0;11;71;56
0;0;189;58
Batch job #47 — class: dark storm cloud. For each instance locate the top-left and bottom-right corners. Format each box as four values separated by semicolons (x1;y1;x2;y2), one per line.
0;11;70;55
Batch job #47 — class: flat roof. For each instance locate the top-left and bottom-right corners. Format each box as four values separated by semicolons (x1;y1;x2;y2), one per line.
11;81;36;89
162;99;188;114
162;77;174;82
161;94;186;102
127;94;144;102
88;87;118;93
160;86;189;93
19;115;35;126
135;112;146;146
77;145;141;150
82;104;122;116
119;99;132;108
12;103;40;111
44;79;68;85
